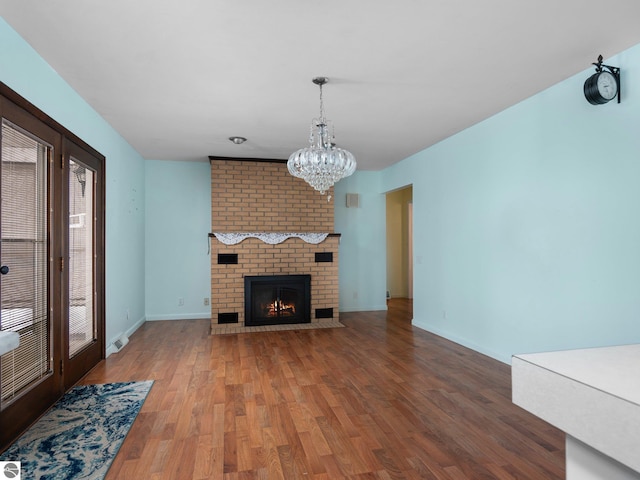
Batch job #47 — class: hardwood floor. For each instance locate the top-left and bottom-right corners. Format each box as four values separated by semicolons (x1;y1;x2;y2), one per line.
82;299;565;479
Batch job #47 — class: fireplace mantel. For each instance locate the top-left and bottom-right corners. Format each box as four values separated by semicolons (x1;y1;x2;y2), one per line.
209;232;340;245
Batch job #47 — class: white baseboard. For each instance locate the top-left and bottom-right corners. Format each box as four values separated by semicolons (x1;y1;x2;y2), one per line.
339;303;388;313
412;318;510;364
145;313;211;321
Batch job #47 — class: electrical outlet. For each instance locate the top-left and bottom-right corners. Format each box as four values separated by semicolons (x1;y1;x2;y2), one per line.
204;297;209;306
178;297;184;306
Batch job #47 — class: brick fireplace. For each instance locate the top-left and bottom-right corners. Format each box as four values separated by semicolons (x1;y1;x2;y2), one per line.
209;158;339;332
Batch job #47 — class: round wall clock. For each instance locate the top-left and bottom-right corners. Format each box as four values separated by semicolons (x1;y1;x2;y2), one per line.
584;70;618;105
584;55;620;105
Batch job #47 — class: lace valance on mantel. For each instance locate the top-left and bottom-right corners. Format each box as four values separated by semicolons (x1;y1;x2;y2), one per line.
211;232;329;245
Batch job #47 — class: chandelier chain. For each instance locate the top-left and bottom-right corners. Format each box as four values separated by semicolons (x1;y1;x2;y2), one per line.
319;82;325;123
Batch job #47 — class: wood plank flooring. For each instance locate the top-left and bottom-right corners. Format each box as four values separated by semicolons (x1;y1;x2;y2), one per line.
82;299;565;479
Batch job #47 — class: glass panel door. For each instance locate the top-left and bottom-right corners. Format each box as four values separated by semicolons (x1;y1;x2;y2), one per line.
68;158;95;357
0;120;51;408
0;86;104;451
62;139;103;390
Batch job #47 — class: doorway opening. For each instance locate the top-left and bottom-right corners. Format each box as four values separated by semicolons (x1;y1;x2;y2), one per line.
386;185;413;307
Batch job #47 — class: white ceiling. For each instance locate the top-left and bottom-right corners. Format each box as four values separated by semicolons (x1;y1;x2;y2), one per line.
1;1;640;170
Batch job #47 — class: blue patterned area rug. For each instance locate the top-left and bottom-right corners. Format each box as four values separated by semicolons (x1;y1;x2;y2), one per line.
0;381;153;479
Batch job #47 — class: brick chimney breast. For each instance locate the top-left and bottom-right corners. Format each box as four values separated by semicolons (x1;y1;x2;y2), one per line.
210;158;339;330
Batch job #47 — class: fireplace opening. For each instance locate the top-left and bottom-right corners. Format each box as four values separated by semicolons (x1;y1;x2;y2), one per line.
244;274;311;326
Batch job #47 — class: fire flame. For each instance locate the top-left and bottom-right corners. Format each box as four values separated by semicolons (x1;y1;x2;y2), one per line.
265;298;296;317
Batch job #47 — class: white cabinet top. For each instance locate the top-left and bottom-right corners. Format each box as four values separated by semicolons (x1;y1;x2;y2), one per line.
512;344;640;473
516;344;640;405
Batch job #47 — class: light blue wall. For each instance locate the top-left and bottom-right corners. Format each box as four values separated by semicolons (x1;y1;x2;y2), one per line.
6;14;640;364
334;171;387;311
145;160;211;320
363;45;640;363
0;18;146;349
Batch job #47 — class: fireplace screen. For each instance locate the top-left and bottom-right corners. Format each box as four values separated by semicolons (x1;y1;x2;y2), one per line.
244;275;311;326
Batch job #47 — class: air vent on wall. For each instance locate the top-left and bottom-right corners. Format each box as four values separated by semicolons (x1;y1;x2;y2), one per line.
218;253;238;265
218;312;239;324
111;333;129;353
316;308;333;319
315;252;333;263
346;193;360;208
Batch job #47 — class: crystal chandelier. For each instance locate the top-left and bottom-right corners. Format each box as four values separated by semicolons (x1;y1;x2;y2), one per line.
287;77;356;195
